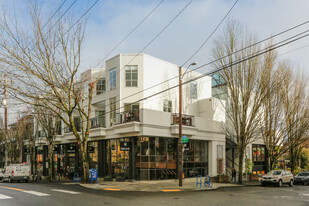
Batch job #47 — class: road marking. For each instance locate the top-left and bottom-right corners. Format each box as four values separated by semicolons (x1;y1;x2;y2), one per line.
162;189;182;192
104;188;121;191
51;189;81;194
0;194;13;199
0;186;25;191
22;191;50;196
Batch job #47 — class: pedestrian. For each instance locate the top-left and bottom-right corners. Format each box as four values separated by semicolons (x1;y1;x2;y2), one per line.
231;168;236;183
65;166;70;182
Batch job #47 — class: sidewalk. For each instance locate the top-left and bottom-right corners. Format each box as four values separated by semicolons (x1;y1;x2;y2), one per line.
78;178;261;192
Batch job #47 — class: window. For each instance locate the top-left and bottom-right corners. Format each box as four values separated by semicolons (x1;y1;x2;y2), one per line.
190;82;197;99
96;78;106;95
163;100;172;112
125;65;138;87
109;68;116;90
109;97;116;126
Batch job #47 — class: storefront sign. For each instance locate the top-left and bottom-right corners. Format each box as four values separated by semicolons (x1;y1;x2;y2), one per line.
67;145;76;153
120;142;131;151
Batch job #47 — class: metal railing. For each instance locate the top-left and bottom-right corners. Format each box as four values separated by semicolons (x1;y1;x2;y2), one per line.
90;116;106;128
118;110;140;124
171;114;195;126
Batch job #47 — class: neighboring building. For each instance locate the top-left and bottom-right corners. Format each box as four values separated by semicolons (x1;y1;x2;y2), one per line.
211;72;267;176
35;53;226;180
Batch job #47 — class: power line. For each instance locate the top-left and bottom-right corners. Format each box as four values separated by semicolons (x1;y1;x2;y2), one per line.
101;0;194;97
182;0;239;67
66;27;309;127
92;0;165;69
91;21;309;113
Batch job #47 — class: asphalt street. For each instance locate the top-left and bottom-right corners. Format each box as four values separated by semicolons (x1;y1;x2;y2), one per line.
0;182;308;206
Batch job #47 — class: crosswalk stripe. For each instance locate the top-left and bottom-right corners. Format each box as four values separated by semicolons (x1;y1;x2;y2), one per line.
22;191;50;196
51;189;81;194
0;194;13;199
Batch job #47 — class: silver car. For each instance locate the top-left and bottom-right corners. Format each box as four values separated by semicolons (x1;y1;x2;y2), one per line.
260;170;294;187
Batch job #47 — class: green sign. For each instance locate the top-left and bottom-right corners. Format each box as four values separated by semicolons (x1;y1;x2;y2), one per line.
181;135;189;143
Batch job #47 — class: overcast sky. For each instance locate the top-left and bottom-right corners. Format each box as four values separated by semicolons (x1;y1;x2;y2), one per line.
1;0;309;122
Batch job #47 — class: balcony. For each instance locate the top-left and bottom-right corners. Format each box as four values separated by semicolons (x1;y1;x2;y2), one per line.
117;110;140;124
90;116;106;128
64;125;81;133
171;114;195;126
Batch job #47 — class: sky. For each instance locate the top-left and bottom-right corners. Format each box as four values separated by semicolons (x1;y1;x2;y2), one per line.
1;0;309;122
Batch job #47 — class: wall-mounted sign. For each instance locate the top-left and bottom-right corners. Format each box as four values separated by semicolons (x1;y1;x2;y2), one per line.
67;145;76;153
120;142;131;151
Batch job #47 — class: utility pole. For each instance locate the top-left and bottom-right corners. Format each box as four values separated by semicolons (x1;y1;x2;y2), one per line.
4;74;8;166
178;62;197;187
178;66;183;187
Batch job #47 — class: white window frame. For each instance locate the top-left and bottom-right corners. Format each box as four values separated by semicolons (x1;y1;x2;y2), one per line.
125;65;138;87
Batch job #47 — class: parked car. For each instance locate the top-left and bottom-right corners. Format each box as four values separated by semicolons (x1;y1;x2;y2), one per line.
2;164;30;183
294;171;309;185
260;170;294;187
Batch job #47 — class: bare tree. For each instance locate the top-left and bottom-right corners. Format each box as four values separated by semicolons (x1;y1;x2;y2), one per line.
0;2;95;181
211;21;269;183
280;63;309;173
34;106;60;181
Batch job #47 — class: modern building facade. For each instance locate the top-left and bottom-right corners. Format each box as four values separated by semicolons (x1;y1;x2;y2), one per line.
34;53;253;181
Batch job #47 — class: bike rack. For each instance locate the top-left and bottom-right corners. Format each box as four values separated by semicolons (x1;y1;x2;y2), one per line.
73;173;79;183
204;176;211;188
196;175;202;188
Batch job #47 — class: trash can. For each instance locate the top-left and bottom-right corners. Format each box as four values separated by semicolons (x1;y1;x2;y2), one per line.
89;169;97;183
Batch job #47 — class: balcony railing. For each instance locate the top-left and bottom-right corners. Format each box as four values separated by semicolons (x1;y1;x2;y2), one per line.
172;114;194;126
118;110;140;124
90;116;106;128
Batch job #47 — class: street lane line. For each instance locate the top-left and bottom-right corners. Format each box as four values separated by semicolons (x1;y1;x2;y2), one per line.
0;186;25;191
22;191;50;196
104;188;121;191
51;189;81;194
162;189;181;192
0;194;13;199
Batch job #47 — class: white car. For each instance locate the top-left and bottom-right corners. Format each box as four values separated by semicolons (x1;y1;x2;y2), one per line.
260;170;294;187
2;164;31;183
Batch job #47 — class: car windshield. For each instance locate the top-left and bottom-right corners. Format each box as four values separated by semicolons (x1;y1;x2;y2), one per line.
298;172;309;176
267;170;281;175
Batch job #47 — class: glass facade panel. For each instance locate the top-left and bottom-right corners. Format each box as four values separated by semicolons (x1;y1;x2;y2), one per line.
109;68;116;90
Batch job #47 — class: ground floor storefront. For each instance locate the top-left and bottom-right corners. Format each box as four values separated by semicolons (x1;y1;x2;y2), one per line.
35;136;209;181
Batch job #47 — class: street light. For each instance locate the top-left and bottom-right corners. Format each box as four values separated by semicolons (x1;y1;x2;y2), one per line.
178;62;197;187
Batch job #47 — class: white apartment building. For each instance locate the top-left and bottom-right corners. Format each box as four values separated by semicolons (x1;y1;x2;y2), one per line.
34;53;230;180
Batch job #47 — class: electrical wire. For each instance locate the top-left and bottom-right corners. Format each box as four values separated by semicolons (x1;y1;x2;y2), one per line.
91;0;165;69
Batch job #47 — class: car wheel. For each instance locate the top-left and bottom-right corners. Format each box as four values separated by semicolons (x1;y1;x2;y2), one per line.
261;182;266;187
289;179;293;187
278;179;282;187
25;180;28;183
8;177;12;183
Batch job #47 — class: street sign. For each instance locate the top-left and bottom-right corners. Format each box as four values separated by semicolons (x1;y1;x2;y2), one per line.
181;135;188;143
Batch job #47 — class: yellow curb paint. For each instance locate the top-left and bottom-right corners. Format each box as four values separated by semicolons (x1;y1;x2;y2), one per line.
0;186;25;191
162;189;181;192
104;188;121;191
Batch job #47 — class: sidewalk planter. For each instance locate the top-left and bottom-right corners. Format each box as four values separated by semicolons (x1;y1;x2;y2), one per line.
103;176;113;181
212;175;230;183
249;174;259;181
116;177;125;182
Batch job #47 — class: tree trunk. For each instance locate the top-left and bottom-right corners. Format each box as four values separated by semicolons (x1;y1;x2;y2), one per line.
48;142;54;181
80;142;89;182
238;147;244;184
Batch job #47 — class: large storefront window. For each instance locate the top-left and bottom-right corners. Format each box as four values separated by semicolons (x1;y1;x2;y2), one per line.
135;137;177;180
252;144;267;174
183;140;208;177
88;142;98;170
105;138;130;179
